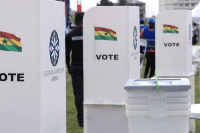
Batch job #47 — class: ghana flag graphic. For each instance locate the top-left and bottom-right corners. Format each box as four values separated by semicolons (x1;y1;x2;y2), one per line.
163;24;179;33
95;26;117;41
0;31;22;52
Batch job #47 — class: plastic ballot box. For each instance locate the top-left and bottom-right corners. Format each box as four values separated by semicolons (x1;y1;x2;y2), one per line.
124;78;191;133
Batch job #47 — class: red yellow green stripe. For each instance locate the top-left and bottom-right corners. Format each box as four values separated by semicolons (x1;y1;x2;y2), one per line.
0;44;22;52
163;24;179;33
0;31;21;42
95;27;116;34
0;31;22;52
0;37;22;47
95;26;117;41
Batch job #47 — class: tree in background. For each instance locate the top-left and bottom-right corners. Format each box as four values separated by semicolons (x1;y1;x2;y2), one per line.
118;0;127;5
97;0;113;6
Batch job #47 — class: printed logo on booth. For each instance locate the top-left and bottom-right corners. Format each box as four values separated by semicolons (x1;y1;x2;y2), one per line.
49;30;60;66
133;26;137;50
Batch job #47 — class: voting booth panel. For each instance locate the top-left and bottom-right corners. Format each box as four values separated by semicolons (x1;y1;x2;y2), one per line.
85;104;128;133
0;1;66;133
156;10;192;77
84;6;140;133
84;6;140;103
40;1;66;133
156;10;194;133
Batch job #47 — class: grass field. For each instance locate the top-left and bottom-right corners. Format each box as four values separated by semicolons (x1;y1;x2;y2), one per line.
66;71;83;133
194;71;200;133
67;68;200;133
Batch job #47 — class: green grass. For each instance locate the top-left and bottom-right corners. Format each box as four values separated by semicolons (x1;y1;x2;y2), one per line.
66;71;83;133
67;66;200;133
195;71;200;133
196;40;199;45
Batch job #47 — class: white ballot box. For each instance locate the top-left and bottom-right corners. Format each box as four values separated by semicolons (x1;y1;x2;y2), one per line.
125;78;191;133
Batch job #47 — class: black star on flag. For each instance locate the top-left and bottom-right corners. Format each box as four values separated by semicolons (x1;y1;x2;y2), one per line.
2;39;7;44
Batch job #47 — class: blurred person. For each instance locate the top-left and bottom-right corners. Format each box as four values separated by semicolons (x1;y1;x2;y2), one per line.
140;19;145;32
140;18;155;78
65;12;84;127
140;19;146;55
193;23;199;45
67;15;72;29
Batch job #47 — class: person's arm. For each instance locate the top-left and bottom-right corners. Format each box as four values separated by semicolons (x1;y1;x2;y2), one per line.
140;29;144;38
65;33;72;74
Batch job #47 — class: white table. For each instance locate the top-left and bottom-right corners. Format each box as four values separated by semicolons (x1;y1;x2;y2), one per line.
190;104;200;119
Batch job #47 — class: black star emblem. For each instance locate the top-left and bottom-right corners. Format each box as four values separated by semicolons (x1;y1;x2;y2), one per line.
2;39;7;44
105;32;108;36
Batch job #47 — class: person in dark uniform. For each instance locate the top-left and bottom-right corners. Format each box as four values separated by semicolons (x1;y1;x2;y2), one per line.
65;12;84;127
140;18;155;78
193;23;199;45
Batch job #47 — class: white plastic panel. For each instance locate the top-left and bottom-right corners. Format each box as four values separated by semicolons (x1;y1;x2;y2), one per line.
156;10;192;77
0;1;66;133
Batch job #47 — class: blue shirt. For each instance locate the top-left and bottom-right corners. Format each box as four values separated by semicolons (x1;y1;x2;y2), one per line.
140;25;146;32
143;26;155;52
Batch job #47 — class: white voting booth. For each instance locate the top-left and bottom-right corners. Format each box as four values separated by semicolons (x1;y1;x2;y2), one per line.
83;6;140;133
0;1;66;133
156;10;195;133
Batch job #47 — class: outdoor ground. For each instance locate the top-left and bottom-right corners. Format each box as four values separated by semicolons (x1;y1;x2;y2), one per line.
67;67;200;133
66;71;83;133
